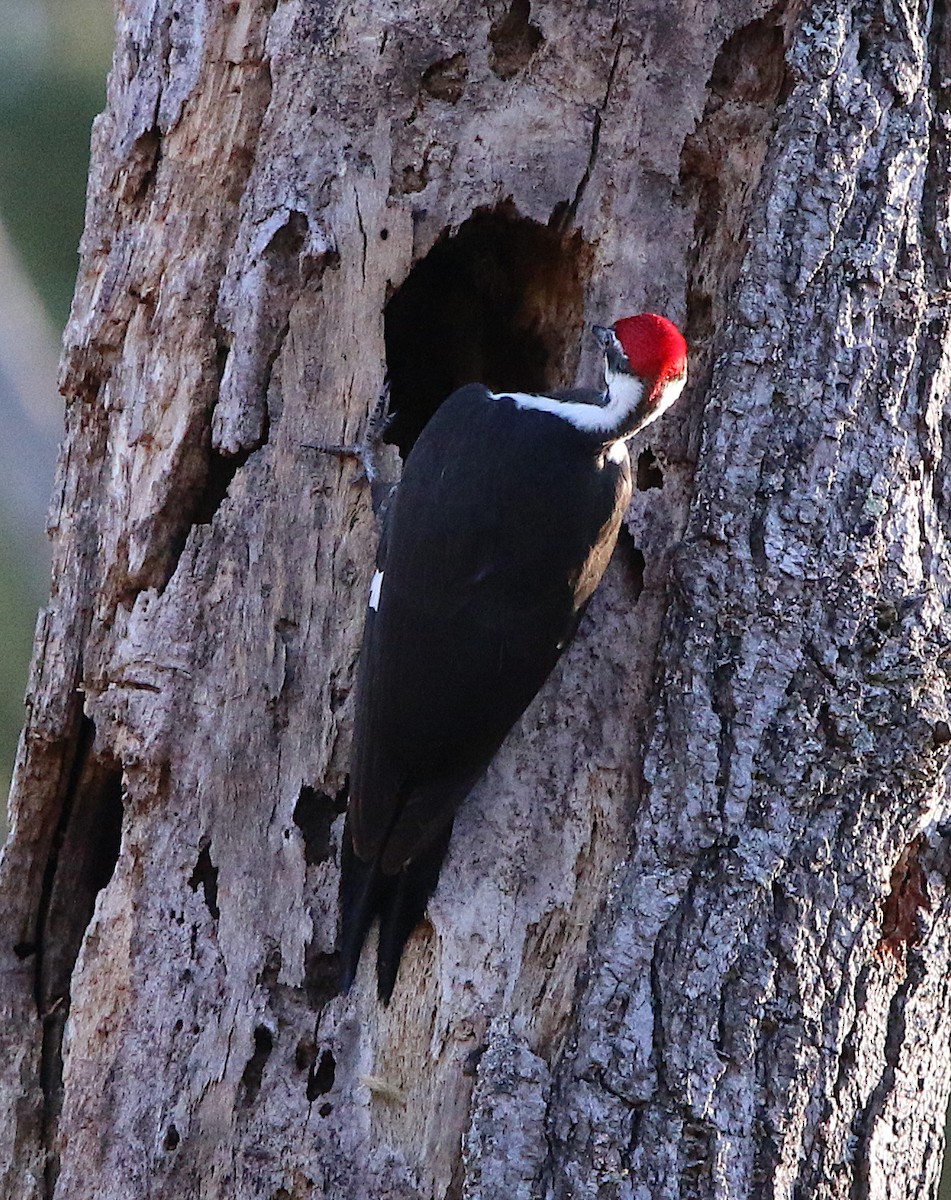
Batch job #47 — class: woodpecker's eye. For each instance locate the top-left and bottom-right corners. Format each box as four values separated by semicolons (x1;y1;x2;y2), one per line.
603;337;633;377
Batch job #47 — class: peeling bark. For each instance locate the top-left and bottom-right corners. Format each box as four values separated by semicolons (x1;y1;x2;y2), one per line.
2;1;950;1198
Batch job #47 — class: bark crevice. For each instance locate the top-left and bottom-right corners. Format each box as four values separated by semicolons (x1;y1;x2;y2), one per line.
34;718;123;1197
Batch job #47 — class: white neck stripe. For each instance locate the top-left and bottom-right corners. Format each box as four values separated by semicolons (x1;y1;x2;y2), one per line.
487;373;646;434
630;372;686;429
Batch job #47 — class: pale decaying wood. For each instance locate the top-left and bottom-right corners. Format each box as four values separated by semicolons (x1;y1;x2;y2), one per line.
1;1;950;1198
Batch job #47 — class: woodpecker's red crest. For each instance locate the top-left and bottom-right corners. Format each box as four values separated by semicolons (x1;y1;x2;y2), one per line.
614;314;688;398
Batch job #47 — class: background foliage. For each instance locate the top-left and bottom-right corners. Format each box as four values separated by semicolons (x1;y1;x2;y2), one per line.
0;0;112;801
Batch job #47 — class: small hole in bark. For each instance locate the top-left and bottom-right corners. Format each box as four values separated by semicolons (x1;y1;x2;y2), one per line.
932;720;951;746
400;156;430;194
384;205;589;455
680;11;788;354
260;943;282;987
215;330;230;385
463;1045;487;1076
636;448;664;490
318;1102;333;1117
173;1019;183;1033
188;845;220;920
124;127;162;204
241;1025;274;1103
379;227;389;240
709;16;787;104
163;1125;180;1151
14;942;36;959
294;784;347;866
307;1049;336;1101
489;0;543;79
267;210;309;263
305;948;341;1009
616;526;645;602
421;51;468;102
193;444;256;526
329;671;350;711
295;1035;317;1072
879;836;929;959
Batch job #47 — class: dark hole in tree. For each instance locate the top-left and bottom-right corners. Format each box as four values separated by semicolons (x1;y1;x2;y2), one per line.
709;16;787;105
421;51;468;103
35;719;125;1192
294;783;347;867
489;0;544;80
615;526;645;603
188;844;220;920
163;1125;180;1151
305;947;341;1010
193;443;257;527
636;447;664;490
38;738;125;1010
295;1035;317;1072
383;206;589;457
259;941;283;989
241;1025;274;1104
307;1048;336;1101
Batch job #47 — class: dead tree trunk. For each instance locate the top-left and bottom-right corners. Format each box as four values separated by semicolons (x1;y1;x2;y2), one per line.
2;1;951;1197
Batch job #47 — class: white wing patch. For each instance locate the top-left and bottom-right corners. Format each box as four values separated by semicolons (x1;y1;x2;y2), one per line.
369;569;384;611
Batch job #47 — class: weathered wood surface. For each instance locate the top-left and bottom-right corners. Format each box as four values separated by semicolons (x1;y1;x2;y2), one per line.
2;1;950;1197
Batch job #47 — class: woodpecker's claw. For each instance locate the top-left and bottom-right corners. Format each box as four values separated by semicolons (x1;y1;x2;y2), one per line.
304;382;397;515
367;379;395;443
303;439;379;482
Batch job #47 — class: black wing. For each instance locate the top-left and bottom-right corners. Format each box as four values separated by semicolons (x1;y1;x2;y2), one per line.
340;385;631;1000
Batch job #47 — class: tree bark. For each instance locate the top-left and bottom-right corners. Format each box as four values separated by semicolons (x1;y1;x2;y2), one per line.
2;1;951;1198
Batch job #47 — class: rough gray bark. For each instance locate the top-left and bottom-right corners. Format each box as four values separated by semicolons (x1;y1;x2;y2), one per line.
2;1;950;1198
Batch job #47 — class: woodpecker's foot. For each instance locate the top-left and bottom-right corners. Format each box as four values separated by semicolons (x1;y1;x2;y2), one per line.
304;383;397;515
365;379;395;457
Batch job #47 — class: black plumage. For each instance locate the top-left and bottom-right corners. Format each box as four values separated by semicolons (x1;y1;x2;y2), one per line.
339;383;633;1002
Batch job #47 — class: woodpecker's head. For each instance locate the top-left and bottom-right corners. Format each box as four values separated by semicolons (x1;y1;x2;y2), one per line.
593;313;688;434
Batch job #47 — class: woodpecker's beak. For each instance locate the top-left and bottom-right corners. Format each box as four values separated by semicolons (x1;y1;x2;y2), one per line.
594;324;632;377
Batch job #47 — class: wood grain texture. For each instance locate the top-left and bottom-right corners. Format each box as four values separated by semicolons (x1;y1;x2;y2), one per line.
1;1;950;1197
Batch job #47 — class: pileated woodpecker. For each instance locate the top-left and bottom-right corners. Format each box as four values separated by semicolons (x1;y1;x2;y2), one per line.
340;313;688;1002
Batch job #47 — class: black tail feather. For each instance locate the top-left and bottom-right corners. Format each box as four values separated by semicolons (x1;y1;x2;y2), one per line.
376;823;454;1003
338;826;383;995
338;818;455;1004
